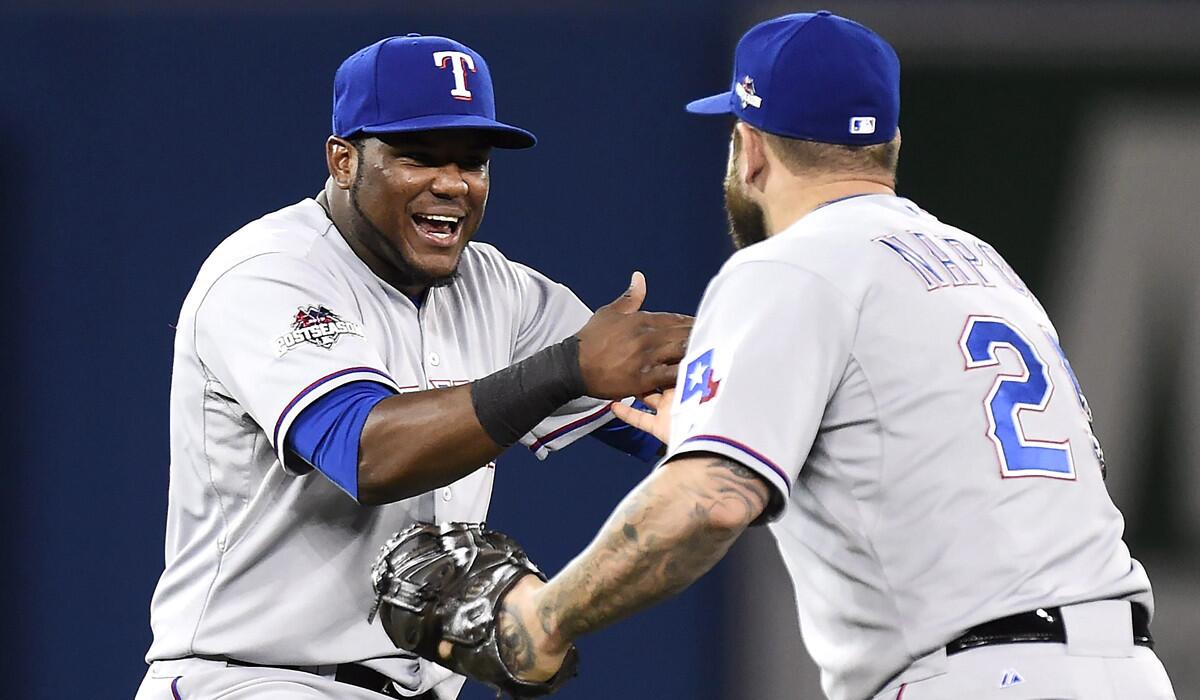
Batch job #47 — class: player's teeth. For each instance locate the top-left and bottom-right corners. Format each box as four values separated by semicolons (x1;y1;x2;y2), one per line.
422;214;460;223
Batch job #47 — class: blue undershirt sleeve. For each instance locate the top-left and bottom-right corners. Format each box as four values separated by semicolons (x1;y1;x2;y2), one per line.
589;399;665;464
285;380;396;500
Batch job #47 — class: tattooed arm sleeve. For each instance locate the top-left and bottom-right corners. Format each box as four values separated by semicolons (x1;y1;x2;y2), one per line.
504;453;770;669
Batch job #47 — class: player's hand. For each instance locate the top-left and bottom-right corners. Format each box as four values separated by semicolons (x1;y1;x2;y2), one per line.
612;389;675;444
575;272;692;399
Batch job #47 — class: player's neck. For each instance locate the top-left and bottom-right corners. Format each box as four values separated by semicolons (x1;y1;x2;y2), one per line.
764;178;895;237
318;185;432;298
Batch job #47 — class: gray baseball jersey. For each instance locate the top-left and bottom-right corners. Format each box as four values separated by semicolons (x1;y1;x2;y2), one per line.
664;194;1153;700
145;198;616;694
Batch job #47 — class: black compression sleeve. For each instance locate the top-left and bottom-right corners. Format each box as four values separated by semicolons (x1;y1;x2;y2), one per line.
469;336;590;447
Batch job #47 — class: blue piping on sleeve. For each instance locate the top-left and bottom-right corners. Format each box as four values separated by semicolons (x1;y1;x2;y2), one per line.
286;381;395;500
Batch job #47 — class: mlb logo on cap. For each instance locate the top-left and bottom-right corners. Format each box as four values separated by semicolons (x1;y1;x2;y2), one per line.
850;117;877;135
686;11;900;146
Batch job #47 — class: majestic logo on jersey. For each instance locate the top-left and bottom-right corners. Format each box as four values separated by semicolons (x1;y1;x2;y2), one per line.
998;669;1024;688
274;305;364;356
681;349;721;404
735;76;761;109
433;50;477;101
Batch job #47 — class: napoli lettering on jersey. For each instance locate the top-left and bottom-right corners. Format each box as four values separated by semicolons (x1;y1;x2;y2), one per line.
274;305;364;356
433;50;476;100
875;231;1030;295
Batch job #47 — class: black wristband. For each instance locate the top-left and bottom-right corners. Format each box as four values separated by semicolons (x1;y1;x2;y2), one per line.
470;336;589;448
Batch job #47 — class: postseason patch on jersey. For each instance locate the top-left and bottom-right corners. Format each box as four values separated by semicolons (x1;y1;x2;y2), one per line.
274;305;364;356
680;349;721;404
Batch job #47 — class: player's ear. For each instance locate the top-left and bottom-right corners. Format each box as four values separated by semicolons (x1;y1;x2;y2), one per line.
736;123;768;191
326;136;358;190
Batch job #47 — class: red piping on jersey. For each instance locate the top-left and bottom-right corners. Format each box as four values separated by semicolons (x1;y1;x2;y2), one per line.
680;434;791;493
895;682;907;699
273;366;396;449
528;402;614;453
170;676;183;700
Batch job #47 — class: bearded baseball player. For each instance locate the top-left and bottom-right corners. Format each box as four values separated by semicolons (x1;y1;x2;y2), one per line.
133;34;689;700
367;12;1178;700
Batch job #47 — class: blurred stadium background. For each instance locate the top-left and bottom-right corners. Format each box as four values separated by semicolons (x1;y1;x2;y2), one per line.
2;1;1195;698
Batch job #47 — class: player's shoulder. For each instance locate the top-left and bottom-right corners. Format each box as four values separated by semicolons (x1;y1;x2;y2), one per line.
180;199;330;291
457;239;510;271
450;242;578;317
721;194;944;289
183;199;337;308
790;193;938;251
457;240;560;287
204;198;331;271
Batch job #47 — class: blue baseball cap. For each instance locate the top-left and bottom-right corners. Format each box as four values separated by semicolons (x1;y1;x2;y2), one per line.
686;11;900;146
333;34;536;149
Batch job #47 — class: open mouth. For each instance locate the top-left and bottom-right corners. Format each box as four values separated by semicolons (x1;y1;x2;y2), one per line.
412;213;464;247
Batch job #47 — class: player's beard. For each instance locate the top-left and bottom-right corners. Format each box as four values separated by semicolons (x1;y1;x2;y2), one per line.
723;164;767;250
349;179;460;291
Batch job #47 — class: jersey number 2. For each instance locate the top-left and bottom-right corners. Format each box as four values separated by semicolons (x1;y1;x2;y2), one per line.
959;316;1075;479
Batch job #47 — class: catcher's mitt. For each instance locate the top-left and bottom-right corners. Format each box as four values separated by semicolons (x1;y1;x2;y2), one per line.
369;522;578;698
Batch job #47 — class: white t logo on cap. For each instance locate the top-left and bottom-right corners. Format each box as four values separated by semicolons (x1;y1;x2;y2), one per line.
433;50;477;101
849;116;876;135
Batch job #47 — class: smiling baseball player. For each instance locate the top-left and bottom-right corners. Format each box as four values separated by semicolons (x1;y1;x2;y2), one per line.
133;34;687;700
368;13;1177;700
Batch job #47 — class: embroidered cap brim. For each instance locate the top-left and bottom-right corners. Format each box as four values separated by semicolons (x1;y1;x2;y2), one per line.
685;92;734;115
359;113;536;149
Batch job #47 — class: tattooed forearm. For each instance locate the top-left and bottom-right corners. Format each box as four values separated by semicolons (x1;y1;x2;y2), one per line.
536;454;771;645
497;607;537;676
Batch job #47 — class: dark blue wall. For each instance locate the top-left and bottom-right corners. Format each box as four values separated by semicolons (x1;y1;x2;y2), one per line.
2;7;736;699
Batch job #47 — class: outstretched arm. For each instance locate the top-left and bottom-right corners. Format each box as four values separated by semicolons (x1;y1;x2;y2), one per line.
356;273;691;504
495;449;770;679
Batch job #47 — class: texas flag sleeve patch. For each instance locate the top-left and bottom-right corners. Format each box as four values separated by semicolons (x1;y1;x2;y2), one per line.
680;348;721;404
